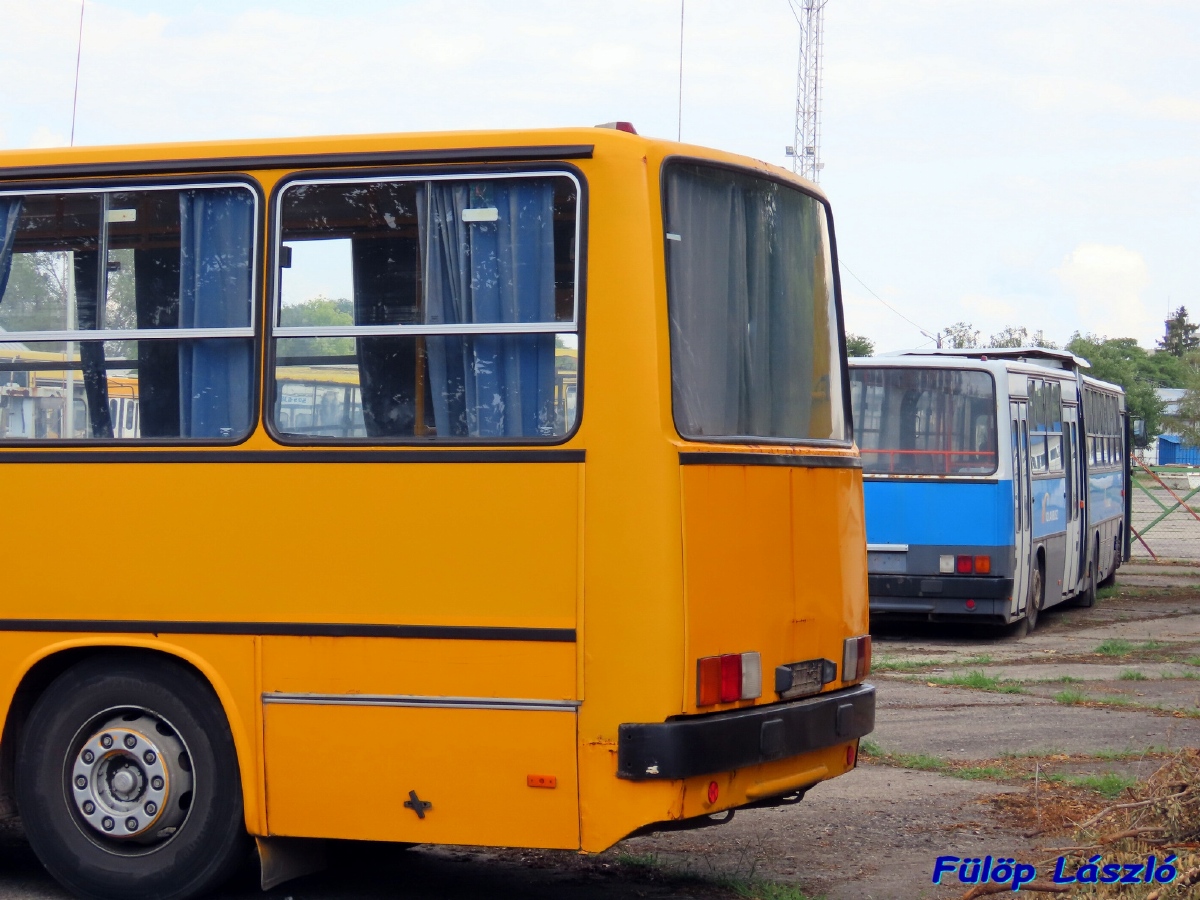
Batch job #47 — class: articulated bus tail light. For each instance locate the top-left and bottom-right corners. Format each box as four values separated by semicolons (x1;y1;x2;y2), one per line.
974;555;991;574
698;652;761;705
719;654;742;703
843;635;872;682
956;555;973;574
939;555;955;574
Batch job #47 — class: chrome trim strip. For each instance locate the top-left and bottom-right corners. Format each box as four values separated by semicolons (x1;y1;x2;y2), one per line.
262;692;581;712
867;543;909;552
274;322;573;339
1;327;254;343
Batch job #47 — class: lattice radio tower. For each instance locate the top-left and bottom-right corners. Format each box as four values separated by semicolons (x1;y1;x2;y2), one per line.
786;0;829;182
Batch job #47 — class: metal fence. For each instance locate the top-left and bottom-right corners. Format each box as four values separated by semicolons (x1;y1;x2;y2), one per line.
1130;460;1200;562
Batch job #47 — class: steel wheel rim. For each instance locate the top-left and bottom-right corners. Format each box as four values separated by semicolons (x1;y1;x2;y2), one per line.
64;706;195;855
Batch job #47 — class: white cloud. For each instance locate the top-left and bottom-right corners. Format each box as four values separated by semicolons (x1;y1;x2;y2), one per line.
1055;244;1157;343
26;126;67;148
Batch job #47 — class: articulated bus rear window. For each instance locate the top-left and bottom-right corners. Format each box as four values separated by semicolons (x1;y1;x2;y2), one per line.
663;162;846;443
849;368;998;476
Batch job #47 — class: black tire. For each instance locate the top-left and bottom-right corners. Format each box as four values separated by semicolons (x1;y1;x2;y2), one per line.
1022;563;1043;635
15;654;248;900
1077;549;1098;609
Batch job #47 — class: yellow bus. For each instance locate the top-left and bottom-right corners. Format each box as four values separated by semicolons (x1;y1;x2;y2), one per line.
0;126;873;900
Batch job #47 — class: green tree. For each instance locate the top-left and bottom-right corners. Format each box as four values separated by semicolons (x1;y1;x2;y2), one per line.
939;321;979;349
1176;352;1200;446
1066;333;1166;441
277;296;355;357
1157;306;1199;357
845;333;875;357
987;326;1057;349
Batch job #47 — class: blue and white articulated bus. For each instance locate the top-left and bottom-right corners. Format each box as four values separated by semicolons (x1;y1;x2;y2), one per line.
848;348;1131;632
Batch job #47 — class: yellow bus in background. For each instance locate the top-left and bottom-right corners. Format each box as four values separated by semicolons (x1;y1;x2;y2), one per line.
0;127;873;900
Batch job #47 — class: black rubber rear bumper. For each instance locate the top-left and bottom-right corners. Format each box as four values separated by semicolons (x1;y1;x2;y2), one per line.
616;682;875;781
868;573;1013;599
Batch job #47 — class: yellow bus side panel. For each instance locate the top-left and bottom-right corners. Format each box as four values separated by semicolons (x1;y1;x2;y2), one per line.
0;462;578;629
264;703;579;847
261;636;577;700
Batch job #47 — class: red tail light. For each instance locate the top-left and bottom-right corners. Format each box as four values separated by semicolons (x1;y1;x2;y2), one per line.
719;655;742;702
956;555;973;574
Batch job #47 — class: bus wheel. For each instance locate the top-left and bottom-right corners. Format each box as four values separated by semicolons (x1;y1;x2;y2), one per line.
1022;563;1043;635
15;655;248;900
1077;552;1098;608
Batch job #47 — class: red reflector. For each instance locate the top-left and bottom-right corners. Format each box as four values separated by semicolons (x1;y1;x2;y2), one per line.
697;657;721;706
846;744;856;768
527;774;557;789
956;555;973;574
719;654;742;703
965;599;976;610
707;781;719;804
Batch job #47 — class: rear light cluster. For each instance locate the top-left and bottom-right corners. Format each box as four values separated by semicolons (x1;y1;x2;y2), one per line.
842;635;872;682
940;554;991;574
697;652;761;706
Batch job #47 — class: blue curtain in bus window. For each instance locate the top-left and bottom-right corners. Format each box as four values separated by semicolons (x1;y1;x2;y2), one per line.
177;189;252;438
0;198;21;301
419;180;556;438
72;250;115;438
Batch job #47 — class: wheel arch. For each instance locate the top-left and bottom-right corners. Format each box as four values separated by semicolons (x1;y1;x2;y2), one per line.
0;639;262;835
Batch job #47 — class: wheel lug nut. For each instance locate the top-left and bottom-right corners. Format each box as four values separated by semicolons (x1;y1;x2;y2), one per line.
124;735;137;749
82;801;95;815
102;817;114;831
100;735;113;749
125;817;138;832
151;776;164;790
82;750;94;764
143;750;156;765
144;801;157;816
74;775;87;789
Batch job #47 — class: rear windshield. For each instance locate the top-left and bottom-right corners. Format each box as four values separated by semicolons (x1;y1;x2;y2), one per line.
849;367;998;475
663;162;846;443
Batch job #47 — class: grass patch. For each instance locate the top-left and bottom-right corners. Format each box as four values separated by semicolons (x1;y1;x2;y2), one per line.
958;654;994;666
1044;772;1137;799
1141;640;1164;650
1054;689;1090;705
1119;669;1147;681
956;766;1007;780
925;670;1027;694
1092;746;1168;760
1187;656;1200;667
1095;638;1134;656
859;738;883;757
871;656;937;672
1096;584;1119;600
1042;674;1083;684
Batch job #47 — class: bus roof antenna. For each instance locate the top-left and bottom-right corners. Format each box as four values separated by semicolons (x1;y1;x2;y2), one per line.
70;0;86;147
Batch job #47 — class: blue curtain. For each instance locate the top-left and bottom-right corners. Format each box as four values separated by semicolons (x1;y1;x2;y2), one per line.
419;181;557;438
0;198;21;302
178;189;253;438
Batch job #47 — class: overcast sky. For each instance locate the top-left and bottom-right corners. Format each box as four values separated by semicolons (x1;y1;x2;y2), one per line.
2;0;1195;352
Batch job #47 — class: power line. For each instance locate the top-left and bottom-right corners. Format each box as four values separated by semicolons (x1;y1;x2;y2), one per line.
70;0;86;147
838;259;939;345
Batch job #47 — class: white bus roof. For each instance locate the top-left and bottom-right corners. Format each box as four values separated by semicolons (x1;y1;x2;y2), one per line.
883;347;1090;370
